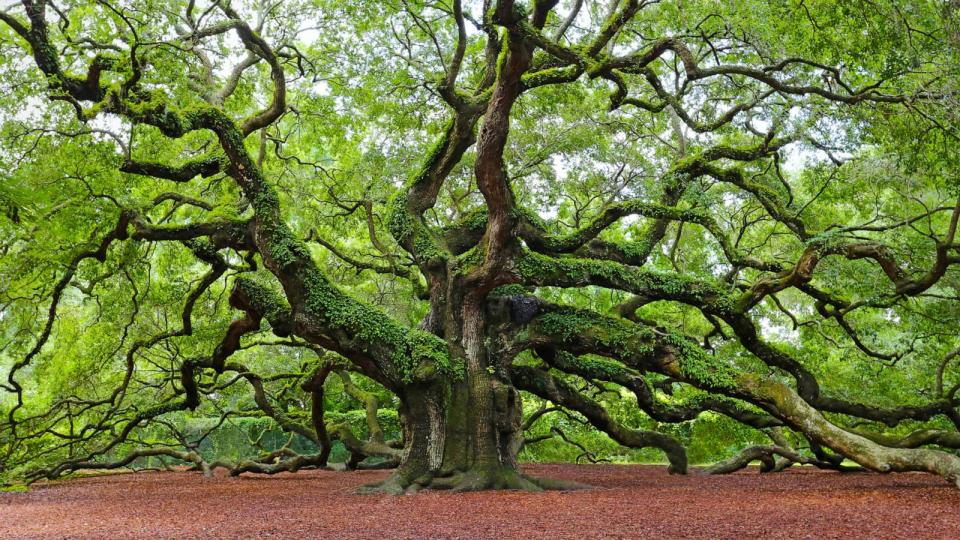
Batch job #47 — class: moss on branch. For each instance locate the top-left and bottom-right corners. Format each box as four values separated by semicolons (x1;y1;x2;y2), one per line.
517;251;738;314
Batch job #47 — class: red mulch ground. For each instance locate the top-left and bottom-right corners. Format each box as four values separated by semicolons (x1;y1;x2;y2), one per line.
2;464;959;539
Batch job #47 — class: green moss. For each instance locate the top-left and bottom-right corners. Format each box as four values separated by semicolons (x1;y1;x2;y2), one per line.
412;231;446;264
532;305;734;390
492;27;511;74
533;308;656;357
262;223;310;270
248;187;312;270
386;192;415;244
617;237;656;263
490;284;529;297
663;332;736;390
234;276;290;332
185;239;219;261
553;350;627;381
445;207;488;236
301;270;462;383
409;329;464;380
456;244;486;271
517;251;737;314
521;65;580;88
386;193;447;266
513;206;548;231
384;121;458;265
804;229;850;254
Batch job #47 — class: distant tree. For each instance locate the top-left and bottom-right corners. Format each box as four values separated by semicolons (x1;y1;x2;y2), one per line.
2;0;960;492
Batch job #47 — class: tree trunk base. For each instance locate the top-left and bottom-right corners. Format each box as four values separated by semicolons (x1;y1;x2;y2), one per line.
357;466;592;494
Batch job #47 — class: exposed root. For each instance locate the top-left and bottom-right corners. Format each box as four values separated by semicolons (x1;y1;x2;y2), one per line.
526;475;592;491
951;473;960;490
703;444;872;475
357;474;408;495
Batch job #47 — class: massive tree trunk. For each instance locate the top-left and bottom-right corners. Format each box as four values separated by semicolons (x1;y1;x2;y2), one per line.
362;282;537;494
373;376;531;493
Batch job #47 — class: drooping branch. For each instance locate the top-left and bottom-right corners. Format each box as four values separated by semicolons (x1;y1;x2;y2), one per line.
511;365;688;473
536;349;780;430
524;304;960;485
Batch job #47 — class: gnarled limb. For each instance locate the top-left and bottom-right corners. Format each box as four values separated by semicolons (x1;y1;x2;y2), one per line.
512;365;687;474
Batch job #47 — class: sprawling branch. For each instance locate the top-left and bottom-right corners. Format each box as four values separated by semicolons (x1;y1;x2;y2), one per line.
511;365;687;473
525;305;960;484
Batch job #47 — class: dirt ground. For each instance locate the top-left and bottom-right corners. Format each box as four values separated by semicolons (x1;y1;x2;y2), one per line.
2;463;959;539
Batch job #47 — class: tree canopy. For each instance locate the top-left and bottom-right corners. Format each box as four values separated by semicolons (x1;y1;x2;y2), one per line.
2;0;960;493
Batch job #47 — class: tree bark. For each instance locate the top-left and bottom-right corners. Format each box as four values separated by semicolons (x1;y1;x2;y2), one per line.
361;283;551;493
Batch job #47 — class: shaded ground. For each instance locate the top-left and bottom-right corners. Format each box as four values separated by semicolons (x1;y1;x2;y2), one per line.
2;463;959;539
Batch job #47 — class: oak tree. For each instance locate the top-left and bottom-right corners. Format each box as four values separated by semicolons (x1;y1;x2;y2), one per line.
2;0;960;493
